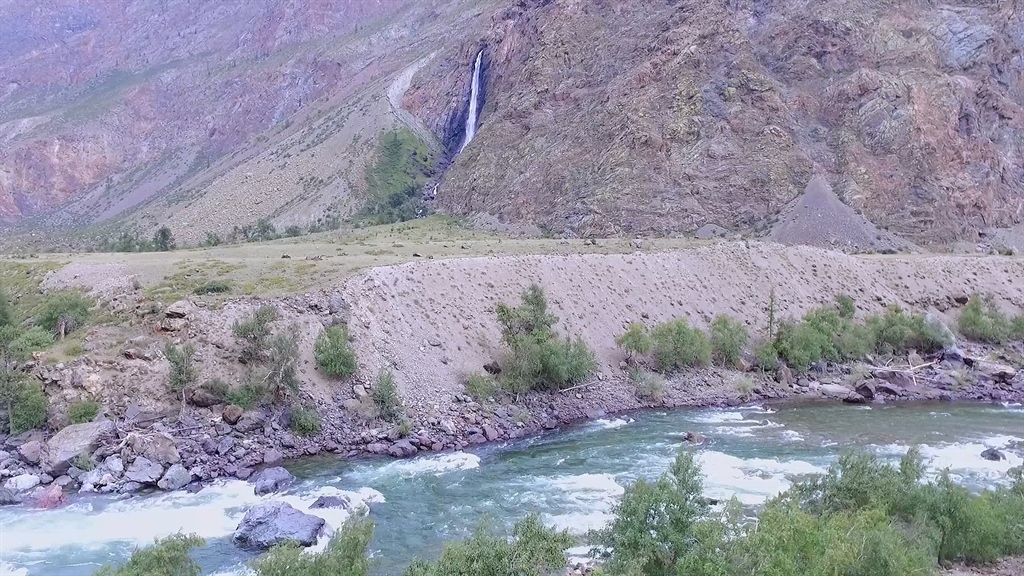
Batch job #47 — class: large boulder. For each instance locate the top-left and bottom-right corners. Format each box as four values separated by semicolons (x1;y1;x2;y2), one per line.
388;440;418;458
855;382;875;400
42;421;115;475
252;466;294;496
872;369;915;389
0;487;20;505
310;495;350;510
234;412;265;433
233;501;325;550
17;440;43;464
125;457;164;484
129;432;181;466
981;448;1006;462
164;300;194;319
977;362;1017;384
34;484;66;509
5;474;41;492
819;384;852;398
157;464;192;491
189;388;221;408
222;405;245;425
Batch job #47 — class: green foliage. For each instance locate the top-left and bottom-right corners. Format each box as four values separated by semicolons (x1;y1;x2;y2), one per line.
283;225;303;238
102;230;157;253
772;303;873;371
37;291;91;337
153;226;176;251
404;515;573;576
8;381;47;434
201;379;230;400
360;129;434;226
650;318;711;371
496;285;596;393
314;326;357;377
252;517;373;576
224;378;269;409
630;367;666;403
373;369;403;422
597;451;712;576
233;219;279;243
194;281;231;295
267;328;300;398
94;533;205;576
754;341;779;371
69;400;101;424
290;405;321;437
1012;315;1024;341
709;315;748;368
165;343;197;392
835;294;856;320
616;323;653;360
233;305;278;362
203;232;222;247
774;319;836;372
958;295;1012;344
9;327;55;356
866;306;951;355
465;374;500;401
0;288;13;328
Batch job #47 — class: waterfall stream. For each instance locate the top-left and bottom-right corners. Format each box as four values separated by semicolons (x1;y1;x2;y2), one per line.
459;50;484;153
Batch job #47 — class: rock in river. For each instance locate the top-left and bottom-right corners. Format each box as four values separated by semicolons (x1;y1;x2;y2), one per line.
125;457;164;484
158;464;192;491
233;501;325;550
252;466;294;496
42;421;115;475
981;448;1005;462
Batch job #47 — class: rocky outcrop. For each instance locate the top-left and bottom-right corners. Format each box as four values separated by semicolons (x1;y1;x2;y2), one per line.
233;501;325;550
42;421;114;475
157;464;192;491
124;457;163;484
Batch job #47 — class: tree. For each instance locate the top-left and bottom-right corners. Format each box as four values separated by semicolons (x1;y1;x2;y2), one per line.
153;226;176;251
616;323;653;362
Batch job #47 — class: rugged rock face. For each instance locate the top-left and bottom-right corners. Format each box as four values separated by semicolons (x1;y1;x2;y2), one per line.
414;0;1024;243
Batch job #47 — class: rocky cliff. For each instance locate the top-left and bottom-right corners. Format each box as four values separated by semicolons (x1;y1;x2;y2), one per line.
2;0;1022;246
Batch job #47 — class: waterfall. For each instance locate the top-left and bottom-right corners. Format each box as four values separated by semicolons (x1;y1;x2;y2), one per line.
459;50;484;153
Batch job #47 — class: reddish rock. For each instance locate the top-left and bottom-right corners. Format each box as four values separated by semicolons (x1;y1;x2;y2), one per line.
34;484;66;510
222;405;244;425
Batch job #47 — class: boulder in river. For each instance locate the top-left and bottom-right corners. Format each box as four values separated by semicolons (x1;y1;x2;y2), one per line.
34;484;66;509
310;495;350;510
855;382;875;400
0;487;20;506
819;384;853;398
158;464;192;491
981;448;1005;462
125;457;164;484
388;440;418;458
682;432;705;444
42;421;115;475
233;501;325;550
252;466;294;496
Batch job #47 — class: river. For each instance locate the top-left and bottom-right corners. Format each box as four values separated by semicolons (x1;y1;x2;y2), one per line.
1;402;1022;575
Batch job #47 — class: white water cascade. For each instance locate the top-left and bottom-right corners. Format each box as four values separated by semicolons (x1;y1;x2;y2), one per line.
459;50;484;153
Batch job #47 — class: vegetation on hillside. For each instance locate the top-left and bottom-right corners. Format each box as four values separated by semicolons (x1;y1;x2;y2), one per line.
495;284;596;395
359;129;435;226
314;325;357;377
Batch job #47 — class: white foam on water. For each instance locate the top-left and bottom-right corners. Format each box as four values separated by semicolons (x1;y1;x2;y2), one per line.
870;436;1024;484
697;451;826;506
276;486;385;553
691;411;748;424
540;473;625;533
592;417;632;430
349;452;480;481
780;430;805;442
0;561;29;576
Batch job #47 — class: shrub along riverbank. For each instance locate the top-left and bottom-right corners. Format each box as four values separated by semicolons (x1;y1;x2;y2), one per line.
99;449;1024;576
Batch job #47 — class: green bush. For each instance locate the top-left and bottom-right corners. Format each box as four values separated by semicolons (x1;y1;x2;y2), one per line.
650;318;711;371
496;285;596;393
958;295;1012;344
224;379;269;409
8;382;48;434
232;305;278;362
94;533;205;576
360;130;434;226
204;232;222;247
283;225;303;238
165;343;197;392
0;288;13;328
153;226;176;252
37;291;91;337
194;281;231;295
73;452;96;472
314;326;357;377
774;320;836;372
709;315;748;368
69;400;100;424
597;451;713;576
754;341;779;371
835;294;856;319
9;326;55;357
201;378;230;400
464;374;499;401
1013;315;1024;341
630;367;667;403
290;405;321;437
373;369;403;422
616;322;653;361
405;515;573;576
267;329;300;398
866;306;951;355
253;517;372;576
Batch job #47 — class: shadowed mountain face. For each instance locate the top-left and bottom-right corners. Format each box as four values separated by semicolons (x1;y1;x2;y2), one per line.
1;0;1022;246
